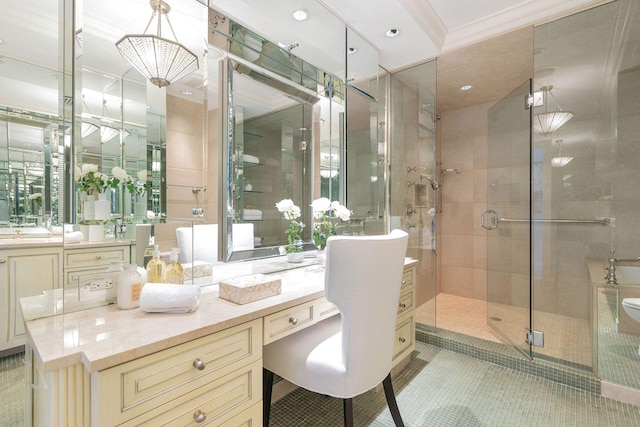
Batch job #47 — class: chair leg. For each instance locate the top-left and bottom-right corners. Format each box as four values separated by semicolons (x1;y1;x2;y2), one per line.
263;369;274;427
343;398;354;427
382;373;405;427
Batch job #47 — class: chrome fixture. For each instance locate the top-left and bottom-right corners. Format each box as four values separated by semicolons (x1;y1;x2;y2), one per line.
419;174;440;190
407;166;417;173
533;85;574;136
116;0;199;88
286;42;299;52
605;249;618;285
405;204;417;216
407;181;416;187
440;168;461;185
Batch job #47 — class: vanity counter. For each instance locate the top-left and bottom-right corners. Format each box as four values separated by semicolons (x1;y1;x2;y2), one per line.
25;260;327;373
0;236;63;249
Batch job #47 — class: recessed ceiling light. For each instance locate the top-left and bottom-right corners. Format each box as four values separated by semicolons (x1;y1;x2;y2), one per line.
181;90;193;96
146;105;152;110
460;85;473;91
385;29;399;38
347;47;357;55
292;10;308;21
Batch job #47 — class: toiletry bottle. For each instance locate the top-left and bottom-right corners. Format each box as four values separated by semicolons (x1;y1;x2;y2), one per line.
118;264;143;309
163;248;184;284
146;244;165;283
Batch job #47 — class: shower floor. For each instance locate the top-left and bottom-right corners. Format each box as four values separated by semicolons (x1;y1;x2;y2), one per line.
416;293;593;370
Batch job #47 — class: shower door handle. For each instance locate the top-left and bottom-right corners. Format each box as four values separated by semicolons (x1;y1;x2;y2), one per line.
481;209;498;230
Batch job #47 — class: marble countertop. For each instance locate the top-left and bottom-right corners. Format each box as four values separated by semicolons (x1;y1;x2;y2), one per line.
25;262;327;374
24;256;418;374
0;236;133;249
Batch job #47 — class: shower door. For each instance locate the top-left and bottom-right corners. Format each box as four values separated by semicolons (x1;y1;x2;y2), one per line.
483;80;532;357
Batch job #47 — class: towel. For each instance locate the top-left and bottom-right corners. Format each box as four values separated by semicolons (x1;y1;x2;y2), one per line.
64;231;84;243
243;208;263;220
242;154;260;164
139;283;201;313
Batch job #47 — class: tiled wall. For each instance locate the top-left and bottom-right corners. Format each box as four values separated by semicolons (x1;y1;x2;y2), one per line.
154;95;217;251
437;102;491;301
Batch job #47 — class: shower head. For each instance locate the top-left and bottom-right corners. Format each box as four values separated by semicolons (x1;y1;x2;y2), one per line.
420;174;440;190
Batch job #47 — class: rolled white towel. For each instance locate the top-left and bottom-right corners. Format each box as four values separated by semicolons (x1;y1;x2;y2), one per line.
64;231;84;243
139;283;201;313
242;154;260;164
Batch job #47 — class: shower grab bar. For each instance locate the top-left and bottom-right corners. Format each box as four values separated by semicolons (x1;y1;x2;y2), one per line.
481;209;610;230
499;217;610;225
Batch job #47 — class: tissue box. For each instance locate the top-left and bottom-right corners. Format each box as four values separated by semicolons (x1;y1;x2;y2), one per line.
183;261;213;280
219;274;281;304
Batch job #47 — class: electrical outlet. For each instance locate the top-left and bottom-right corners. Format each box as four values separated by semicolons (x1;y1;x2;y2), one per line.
78;273;114;301
90;280;113;291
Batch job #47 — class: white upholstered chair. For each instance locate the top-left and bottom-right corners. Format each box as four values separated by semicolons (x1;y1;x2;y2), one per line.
263;229;409;427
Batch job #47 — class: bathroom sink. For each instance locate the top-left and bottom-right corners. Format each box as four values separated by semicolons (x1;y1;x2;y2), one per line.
0;227;52;239
617;266;640;283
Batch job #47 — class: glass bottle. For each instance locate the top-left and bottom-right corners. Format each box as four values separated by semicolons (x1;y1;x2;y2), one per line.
146;244;165;283
118;264;143;309
163;248;184;284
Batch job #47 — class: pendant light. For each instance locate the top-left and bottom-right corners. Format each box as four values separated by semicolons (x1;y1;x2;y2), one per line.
116;0;199;88
533;86;574;136
551;139;573;167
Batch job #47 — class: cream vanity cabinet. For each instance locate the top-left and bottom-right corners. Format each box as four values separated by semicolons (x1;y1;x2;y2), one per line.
63;242;131;290
393;265;416;367
0;245;62;353
32;319;263;426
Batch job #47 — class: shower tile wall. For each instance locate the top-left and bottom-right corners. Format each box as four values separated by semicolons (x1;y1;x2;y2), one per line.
437;102;491;301
155;95;209;250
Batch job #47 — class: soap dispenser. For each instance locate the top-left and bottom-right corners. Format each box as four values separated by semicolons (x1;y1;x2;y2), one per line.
146;244;165;283
163;248;184;284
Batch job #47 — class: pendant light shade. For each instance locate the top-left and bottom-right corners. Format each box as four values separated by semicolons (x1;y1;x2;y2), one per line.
550;139;573;167
533;86;574;136
116;0;198;88
81;122;99;138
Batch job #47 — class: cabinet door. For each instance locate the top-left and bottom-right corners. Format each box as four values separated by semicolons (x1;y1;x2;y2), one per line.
8;251;61;343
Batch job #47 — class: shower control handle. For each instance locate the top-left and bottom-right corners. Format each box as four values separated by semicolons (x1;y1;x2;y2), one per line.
481;209;498;230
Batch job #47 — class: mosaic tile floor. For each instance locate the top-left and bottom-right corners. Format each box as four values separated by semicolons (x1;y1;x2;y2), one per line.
269;342;640;426
3;342;640;426
0;352;24;427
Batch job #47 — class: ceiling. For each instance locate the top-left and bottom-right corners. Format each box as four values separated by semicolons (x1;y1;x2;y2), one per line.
0;0;615;117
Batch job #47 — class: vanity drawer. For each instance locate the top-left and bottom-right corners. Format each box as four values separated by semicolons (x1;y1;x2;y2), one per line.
264;301;315;344
119;360;261;427
397;288;415;317
401;266;415;291
392;314;415;364
316;298;339;321
93;319;261;426
65;246;127;268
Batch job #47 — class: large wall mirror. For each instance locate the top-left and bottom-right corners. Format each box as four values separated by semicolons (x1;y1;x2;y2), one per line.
3;0;380;324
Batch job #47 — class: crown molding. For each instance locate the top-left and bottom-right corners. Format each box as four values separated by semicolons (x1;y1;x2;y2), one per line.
441;0;614;53
397;0;447;49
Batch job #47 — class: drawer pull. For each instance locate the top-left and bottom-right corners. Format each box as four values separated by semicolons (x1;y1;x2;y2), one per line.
95;255;101;260
0;259;6;264
399;303;406;309
193;409;207;423
289;317;299;326
398;337;406;343
192;359;206;370
401;280;406;285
